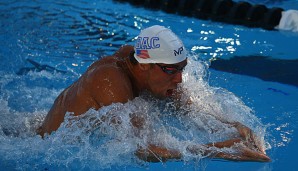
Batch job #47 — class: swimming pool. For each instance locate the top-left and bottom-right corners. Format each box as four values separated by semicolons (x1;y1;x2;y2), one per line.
0;0;297;170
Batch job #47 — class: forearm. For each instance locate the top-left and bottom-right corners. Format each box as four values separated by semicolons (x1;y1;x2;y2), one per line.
188;138;270;162
136;139;241;162
135;144;182;162
136;139;242;162
212;119;255;142
187;138;241;155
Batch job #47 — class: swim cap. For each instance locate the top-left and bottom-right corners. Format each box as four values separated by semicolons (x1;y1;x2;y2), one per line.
134;25;186;64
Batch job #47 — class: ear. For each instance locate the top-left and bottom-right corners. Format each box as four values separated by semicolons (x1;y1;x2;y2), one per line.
138;63;151;71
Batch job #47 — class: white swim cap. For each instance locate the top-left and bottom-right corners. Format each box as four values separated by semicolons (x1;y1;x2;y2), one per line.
134;25;187;64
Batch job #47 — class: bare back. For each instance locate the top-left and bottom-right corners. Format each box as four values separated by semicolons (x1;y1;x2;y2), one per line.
38;45;135;136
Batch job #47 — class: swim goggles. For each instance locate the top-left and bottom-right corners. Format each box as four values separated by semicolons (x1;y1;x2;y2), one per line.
156;64;186;75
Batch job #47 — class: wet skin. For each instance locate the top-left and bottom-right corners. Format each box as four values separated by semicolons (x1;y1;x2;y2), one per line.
38;45;270;162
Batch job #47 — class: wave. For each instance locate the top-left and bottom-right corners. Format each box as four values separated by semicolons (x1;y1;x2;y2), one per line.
0;59;269;170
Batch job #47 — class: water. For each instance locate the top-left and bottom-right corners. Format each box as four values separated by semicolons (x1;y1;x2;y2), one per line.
0;0;298;170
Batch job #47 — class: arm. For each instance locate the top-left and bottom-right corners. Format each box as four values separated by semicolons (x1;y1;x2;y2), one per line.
194;112;269;161
169;89;270;161
130;113;270;163
135;144;181;162
130;89;269;162
229;121;265;153
187;138;270;162
135;139;270;163
130;114;182;162
174;88;265;152
206;115;265;154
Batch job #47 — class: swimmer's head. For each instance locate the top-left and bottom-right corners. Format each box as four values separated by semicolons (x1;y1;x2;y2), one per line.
134;25;186;64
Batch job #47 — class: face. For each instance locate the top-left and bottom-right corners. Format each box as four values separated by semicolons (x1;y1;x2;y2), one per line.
146;59;187;99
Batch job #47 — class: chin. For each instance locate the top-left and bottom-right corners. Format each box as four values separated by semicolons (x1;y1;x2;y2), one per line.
152;92;167;99
151;89;171;99
156;94;167;100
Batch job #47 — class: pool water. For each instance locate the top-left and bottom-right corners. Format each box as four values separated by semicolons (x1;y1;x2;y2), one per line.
0;0;298;170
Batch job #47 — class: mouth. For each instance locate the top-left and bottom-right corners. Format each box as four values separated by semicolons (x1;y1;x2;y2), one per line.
166;89;174;97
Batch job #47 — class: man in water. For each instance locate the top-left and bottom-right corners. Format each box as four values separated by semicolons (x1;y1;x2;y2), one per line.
38;25;270;162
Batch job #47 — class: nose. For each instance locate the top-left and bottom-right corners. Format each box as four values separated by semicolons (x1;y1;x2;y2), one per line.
172;71;182;83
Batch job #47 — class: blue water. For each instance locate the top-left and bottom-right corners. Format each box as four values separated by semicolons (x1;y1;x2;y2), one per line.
0;0;298;170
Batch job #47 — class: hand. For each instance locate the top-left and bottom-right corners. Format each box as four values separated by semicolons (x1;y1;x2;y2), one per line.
233;122;264;153
215;143;271;162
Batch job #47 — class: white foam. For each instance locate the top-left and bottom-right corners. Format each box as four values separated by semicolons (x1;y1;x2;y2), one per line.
0;58;269;170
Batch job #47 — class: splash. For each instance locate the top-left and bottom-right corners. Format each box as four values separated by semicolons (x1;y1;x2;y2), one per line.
0;58;268;170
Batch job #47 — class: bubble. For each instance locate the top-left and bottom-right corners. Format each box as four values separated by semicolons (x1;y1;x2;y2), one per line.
0;58;267;170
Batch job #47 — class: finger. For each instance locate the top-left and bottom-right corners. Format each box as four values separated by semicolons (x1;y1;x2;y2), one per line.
236;126;264;154
241;147;271;162
245;132;265;153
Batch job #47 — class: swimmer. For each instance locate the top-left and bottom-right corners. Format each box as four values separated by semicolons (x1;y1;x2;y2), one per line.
38;25;270;162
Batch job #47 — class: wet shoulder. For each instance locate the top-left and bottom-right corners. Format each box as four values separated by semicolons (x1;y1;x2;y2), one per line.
88;44;133;70
84;57;129;86
114;45;134;58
